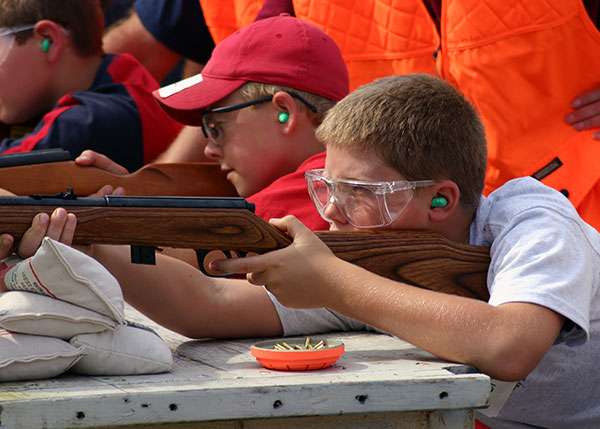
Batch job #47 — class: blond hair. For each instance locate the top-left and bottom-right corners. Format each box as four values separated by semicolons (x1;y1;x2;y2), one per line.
238;82;336;126
316;74;487;209
0;0;105;56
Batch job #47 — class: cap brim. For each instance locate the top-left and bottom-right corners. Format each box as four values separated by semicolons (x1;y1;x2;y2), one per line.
153;74;247;126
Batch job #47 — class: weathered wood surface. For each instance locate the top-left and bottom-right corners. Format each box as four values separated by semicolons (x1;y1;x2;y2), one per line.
0;306;490;429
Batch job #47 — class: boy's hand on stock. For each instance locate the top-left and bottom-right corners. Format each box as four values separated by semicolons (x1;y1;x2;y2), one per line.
0;208;76;260
75;150;129;175
566;86;600;139
210;216;343;309
75;150;126;196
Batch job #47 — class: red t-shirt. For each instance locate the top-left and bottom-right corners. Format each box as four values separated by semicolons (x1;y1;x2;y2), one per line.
247;151;329;231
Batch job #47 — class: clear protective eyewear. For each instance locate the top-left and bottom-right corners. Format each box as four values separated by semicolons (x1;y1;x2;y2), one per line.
0;25;35;66
305;168;434;228
200;91;318;142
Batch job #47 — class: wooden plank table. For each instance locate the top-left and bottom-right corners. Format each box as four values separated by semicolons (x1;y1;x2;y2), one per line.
0;307;491;429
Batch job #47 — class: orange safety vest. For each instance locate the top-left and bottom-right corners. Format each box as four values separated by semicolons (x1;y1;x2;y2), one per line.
440;0;600;230
198;0;438;90
198;0;261;45
199;0;600;229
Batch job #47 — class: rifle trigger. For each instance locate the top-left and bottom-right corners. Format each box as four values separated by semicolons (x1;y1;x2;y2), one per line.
131;246;156;265
196;249;235;278
196;249;211;276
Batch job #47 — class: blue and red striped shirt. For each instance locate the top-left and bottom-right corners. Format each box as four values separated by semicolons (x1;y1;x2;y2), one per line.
0;53;182;171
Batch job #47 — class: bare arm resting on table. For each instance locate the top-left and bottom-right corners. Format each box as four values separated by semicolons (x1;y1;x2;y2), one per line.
213;216;565;381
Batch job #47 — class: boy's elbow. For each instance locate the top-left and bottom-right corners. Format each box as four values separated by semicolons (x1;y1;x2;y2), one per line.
480;340;545;381
486;359;534;382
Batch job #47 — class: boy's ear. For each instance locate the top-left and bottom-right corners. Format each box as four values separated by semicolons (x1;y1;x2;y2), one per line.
34;20;69;62
427;180;461;223
271;91;301;134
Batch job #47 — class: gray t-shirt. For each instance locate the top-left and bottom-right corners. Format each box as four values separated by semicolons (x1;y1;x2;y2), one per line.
268;177;600;428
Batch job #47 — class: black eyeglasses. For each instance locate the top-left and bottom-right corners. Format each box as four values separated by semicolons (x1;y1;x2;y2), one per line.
200;91;318;141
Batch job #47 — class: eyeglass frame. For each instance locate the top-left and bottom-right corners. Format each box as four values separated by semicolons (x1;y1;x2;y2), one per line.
0;25;36;38
0;25;36;65
200;91;318;140
305;168;435;228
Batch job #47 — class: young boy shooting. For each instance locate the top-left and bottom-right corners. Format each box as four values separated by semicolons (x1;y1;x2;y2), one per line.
208;75;600;428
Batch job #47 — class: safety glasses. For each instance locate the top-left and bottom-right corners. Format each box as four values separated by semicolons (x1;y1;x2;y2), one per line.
305;168;434;228
0;25;35;65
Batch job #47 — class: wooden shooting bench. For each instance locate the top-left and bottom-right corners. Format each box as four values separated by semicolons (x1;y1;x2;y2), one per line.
0;306;491;429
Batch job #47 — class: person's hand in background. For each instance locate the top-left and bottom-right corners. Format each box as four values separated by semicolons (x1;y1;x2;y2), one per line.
566;86;600;139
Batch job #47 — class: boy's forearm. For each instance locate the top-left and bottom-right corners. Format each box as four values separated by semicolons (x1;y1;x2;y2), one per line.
89;244;198;334
89;244;283;339
322;260;559;381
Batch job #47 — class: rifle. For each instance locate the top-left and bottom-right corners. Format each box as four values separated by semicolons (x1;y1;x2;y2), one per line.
0;149;237;197
0;194;491;301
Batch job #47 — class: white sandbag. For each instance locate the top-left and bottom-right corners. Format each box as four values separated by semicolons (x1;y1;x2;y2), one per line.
0;329;83;382
0;291;117;339
70;321;173;376
4;238;124;323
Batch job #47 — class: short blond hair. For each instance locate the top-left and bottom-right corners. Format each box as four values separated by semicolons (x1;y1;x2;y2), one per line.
238;82;335;126
316;74;487;209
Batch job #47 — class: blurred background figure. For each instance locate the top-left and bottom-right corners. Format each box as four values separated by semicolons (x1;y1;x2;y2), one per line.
0;0;181;171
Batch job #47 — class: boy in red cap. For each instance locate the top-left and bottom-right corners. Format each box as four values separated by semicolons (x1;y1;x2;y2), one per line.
80;13;348;231
151;13;348;230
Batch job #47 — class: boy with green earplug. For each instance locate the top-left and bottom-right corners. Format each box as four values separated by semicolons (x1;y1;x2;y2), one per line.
0;0;180;171
151;13;348;230
212;74;600;428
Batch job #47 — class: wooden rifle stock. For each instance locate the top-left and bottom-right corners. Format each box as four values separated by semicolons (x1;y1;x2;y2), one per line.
0;195;491;301
0;149;237;196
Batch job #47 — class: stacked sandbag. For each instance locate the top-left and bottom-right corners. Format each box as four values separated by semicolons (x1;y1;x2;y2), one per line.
0;238;173;382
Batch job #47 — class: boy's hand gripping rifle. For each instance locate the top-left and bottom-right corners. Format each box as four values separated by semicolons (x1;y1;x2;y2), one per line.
0;149;237;196
0;195;491;301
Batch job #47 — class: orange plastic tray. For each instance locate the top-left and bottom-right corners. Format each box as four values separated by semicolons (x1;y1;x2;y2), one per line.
250;338;345;371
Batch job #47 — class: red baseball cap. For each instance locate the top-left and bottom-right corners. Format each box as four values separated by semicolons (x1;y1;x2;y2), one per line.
153;14;349;125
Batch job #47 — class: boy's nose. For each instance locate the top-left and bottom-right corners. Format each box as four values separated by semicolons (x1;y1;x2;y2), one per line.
203;140;223;161
322;199;350;228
